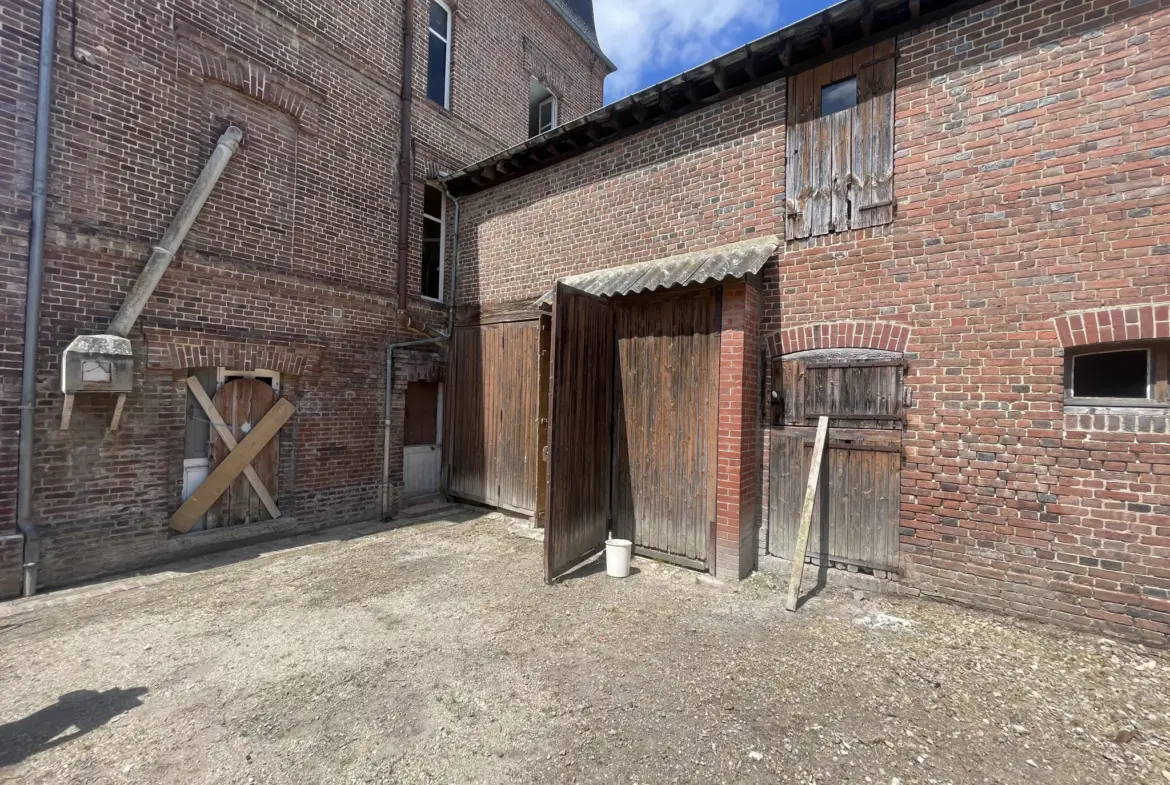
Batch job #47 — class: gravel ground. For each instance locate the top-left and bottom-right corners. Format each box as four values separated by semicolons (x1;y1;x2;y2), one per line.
1;509;1168;785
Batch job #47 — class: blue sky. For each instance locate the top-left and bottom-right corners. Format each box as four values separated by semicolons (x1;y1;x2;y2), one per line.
595;0;836;102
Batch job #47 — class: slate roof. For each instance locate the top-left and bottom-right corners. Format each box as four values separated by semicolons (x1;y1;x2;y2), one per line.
546;0;615;72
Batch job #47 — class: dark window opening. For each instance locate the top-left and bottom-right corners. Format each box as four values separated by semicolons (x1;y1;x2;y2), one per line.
1070;349;1150;400
421;184;444;300
426;1;451;107
821;77;857;117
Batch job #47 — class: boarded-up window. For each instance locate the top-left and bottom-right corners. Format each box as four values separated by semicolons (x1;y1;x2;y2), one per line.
786;41;895;240
772;354;904;430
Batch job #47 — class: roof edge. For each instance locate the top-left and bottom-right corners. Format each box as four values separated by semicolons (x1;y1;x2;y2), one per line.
545;0;617;73
446;0;979;197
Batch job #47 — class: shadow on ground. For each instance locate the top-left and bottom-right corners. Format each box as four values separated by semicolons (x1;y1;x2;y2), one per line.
0;687;148;767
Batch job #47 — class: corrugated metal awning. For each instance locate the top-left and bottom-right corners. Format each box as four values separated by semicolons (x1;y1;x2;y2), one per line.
535;235;780;306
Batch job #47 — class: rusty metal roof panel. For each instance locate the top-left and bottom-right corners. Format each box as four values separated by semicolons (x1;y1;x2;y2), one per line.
535;235;780;306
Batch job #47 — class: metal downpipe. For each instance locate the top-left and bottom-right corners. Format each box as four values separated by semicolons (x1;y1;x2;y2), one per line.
17;0;60;597
380;186;460;518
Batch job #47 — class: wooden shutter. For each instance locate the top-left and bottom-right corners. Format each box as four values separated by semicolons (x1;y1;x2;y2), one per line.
785;69;818;240
802;359;903;427
851;55;895;229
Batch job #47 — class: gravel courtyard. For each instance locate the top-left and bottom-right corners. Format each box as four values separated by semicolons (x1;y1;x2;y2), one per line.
1;508;1167;785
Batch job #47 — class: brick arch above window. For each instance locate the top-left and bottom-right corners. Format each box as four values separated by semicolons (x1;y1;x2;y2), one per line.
770;320;911;357
1054;303;1170;348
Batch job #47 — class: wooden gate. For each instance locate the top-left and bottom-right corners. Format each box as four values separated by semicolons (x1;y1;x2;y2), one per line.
545;283;614;581
768;354;904;572
611;289;720;568
210;378;279;527
446;319;542;514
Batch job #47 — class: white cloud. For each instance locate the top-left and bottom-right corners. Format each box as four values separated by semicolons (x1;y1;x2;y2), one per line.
594;0;782;99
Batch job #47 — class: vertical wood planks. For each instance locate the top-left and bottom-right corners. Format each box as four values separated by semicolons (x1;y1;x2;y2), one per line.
786;416;830;611
545;284;614;582
768;426;902;572
210;378;279;527
446;320;543;514
610;289;719;566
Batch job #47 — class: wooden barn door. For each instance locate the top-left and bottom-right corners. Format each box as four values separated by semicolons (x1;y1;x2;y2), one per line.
768;357;903;572
209;378;279;527
446;320;542;515
545;283;614;582
611;288;720;569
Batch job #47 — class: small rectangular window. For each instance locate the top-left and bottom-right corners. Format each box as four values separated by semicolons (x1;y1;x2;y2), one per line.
1070;349;1150;400
821;77;857;117
421;184;444;301
427;1;451;108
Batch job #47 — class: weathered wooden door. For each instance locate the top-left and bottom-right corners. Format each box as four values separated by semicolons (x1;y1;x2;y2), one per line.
545;283;614;582
210;378;278;527
769;427;900;571
611;289;720;569
768;355;904;571
446;320;542;514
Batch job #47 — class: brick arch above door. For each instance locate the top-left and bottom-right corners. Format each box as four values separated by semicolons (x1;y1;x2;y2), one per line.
768;320;912;357
143;328;325;376
1054;303;1170;348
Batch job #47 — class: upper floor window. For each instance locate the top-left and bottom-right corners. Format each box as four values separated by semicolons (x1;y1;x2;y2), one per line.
786;44;895;240
529;79;558;137
421;184;445;301
1065;343;1168;406
427;0;451;108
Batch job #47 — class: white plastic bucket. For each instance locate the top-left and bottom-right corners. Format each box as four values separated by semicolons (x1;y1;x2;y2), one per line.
605;538;633;578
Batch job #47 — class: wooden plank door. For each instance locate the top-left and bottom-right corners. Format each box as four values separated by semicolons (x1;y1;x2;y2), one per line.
496;321;541;514
445;320;543;514
768;426;901;571
611;288;720;569
545;283;614;582
210;378;279;527
446;324;499;505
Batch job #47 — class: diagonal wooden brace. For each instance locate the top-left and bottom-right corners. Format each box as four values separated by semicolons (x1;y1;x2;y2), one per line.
171;393;294;533
186;377;281;520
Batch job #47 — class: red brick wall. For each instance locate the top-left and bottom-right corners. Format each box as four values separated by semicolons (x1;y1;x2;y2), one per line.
0;0;604;592
458;0;1170;643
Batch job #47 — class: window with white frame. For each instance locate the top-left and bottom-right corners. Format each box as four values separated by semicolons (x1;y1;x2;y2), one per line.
421;184;444;301
1064;343;1169;405
426;0;452;108
528;79;558;138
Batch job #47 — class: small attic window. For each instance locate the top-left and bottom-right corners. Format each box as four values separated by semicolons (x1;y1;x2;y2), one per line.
1066;346;1161;404
528;79;558;138
821;77;857;117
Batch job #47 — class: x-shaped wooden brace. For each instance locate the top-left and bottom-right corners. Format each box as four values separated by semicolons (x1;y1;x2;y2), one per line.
170;376;293;533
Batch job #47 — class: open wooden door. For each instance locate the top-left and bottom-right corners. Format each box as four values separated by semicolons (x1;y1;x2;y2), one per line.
544;283;614;582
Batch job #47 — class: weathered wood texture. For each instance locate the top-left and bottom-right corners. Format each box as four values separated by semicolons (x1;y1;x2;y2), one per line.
186;376;280;520
769;426;901;572
210;379;280;527
785;41;895;238
786;416;829;611
446;320;543;514
171;398;294;533
545;283;614;582
611;289;720;566
774;357;904;429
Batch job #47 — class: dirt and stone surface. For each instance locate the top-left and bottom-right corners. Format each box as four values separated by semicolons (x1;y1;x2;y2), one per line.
1;508;1168;785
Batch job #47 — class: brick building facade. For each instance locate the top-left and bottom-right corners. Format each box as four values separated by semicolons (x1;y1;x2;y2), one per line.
1;0;608;594
447;0;1170;644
